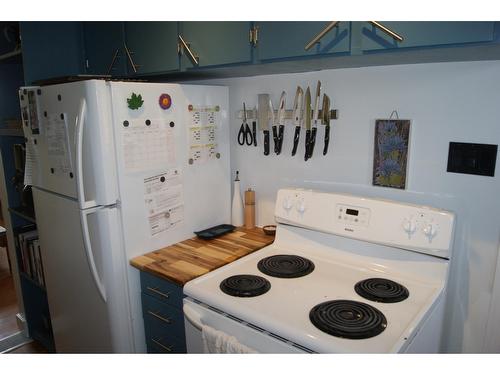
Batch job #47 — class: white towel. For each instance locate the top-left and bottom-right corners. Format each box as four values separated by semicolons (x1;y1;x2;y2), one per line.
201;324;257;354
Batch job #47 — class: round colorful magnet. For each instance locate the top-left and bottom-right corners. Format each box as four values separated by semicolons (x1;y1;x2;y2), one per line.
159;93;172;110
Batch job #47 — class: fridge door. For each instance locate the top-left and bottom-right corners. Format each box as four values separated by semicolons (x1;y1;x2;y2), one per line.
108;82;230;352
28;80;118;207
33;187;132;352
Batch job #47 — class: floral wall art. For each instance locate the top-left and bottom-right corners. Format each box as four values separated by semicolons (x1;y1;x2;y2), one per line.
372;119;410;189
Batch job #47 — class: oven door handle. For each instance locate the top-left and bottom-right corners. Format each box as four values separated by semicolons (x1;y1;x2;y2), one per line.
183;303;204;331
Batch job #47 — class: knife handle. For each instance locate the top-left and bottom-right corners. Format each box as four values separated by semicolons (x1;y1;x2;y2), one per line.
252;121;257;146
291;126;301;156
304;129;311;161
323;125;330;155
263;130;270;155
272;126;279;154
309;127;317;159
277;125;285;155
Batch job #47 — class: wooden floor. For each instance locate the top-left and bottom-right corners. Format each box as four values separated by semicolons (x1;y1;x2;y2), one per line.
0;248;20;342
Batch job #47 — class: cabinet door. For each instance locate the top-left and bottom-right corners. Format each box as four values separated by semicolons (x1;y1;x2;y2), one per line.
256;21;350;61
20;22;85;84
83;22;126;76
361;21;495;51
124;22;179;75
180;22;252;69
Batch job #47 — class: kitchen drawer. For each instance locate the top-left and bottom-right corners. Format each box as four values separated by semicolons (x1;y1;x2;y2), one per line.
140;271;184;308
145;334;186;354
141;293;186;340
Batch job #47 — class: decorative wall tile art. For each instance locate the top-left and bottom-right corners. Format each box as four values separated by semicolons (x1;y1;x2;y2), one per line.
373;119;410;189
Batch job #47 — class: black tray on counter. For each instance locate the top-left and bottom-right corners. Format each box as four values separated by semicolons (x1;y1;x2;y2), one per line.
194;224;236;240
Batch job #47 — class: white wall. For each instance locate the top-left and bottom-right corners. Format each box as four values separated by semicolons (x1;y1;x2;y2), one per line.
193;60;500;353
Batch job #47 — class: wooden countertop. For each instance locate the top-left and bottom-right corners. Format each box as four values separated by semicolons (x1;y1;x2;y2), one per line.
130;227;275;286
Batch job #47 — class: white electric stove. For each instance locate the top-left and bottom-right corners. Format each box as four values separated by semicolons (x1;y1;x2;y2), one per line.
183;188;455;353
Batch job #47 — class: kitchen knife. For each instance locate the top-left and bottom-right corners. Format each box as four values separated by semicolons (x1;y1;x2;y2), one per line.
291;86;303;156
252;106;257;146
308;81;321;160
252;120;257;146
304;87;312;161
258;94;270;155
269;96;278;154
276;91;286;155
322;95;331;155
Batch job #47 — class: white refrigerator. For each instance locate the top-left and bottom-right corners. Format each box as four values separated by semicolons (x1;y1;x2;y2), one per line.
18;80;231;352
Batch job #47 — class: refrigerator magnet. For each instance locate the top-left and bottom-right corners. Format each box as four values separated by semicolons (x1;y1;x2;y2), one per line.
159;94;172;110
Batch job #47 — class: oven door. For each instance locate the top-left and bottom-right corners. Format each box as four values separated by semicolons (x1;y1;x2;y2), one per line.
183;298;311;353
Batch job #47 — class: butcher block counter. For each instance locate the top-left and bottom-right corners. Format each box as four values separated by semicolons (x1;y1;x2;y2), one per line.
130;227;275;286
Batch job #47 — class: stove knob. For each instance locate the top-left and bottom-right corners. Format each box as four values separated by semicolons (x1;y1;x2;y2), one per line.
296;199;306;214
422;223;437;243
282;197;293;211
402;218;417;239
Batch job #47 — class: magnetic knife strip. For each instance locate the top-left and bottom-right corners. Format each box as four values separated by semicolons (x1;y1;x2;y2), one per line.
236;108;338;121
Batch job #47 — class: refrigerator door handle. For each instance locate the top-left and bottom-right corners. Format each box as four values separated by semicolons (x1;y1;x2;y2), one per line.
80;208;107;302
76;98;98;210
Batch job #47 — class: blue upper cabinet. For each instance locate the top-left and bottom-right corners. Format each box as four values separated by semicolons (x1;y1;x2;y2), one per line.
124;22;179;75
179;22;252;69
83;22;126;76
255;22;350;61
359;21;495;52
20;22;85;84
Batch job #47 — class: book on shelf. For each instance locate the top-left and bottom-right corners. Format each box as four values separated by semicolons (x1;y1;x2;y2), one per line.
17;230;46;288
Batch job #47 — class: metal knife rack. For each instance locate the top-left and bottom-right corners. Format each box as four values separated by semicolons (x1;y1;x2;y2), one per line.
236;108;338;121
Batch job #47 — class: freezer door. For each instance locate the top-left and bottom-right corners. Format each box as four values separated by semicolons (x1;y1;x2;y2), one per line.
109;81;230;352
28;80;118;207
33;187;120;353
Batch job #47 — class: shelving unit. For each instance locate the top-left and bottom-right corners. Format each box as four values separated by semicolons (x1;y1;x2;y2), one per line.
0;131;55;352
9;206;36;223
13;224;54;352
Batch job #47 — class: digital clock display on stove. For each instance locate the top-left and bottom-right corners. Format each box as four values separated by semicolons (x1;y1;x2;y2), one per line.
346;208;359;216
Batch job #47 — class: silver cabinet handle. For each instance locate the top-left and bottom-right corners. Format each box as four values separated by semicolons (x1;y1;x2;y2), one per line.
123;43;140;73
369;21;404;42
305;21;339;51
178;34;199;66
151;338;172;352
146;286;171;299
106;48;121;75
147;310;172;324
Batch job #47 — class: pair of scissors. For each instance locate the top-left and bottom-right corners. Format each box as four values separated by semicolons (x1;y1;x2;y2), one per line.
238;103;253;146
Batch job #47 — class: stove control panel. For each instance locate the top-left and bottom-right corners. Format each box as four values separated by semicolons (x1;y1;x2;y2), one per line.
336;204;370;226
402;213;440;242
275;188;455;259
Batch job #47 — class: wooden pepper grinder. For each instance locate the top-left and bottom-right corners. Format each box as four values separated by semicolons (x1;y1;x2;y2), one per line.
244;188;255;229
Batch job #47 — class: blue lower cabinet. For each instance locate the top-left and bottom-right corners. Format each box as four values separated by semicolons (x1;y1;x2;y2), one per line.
142;293;186;339
140;271;184;308
146;334;187;354
140;272;186;353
